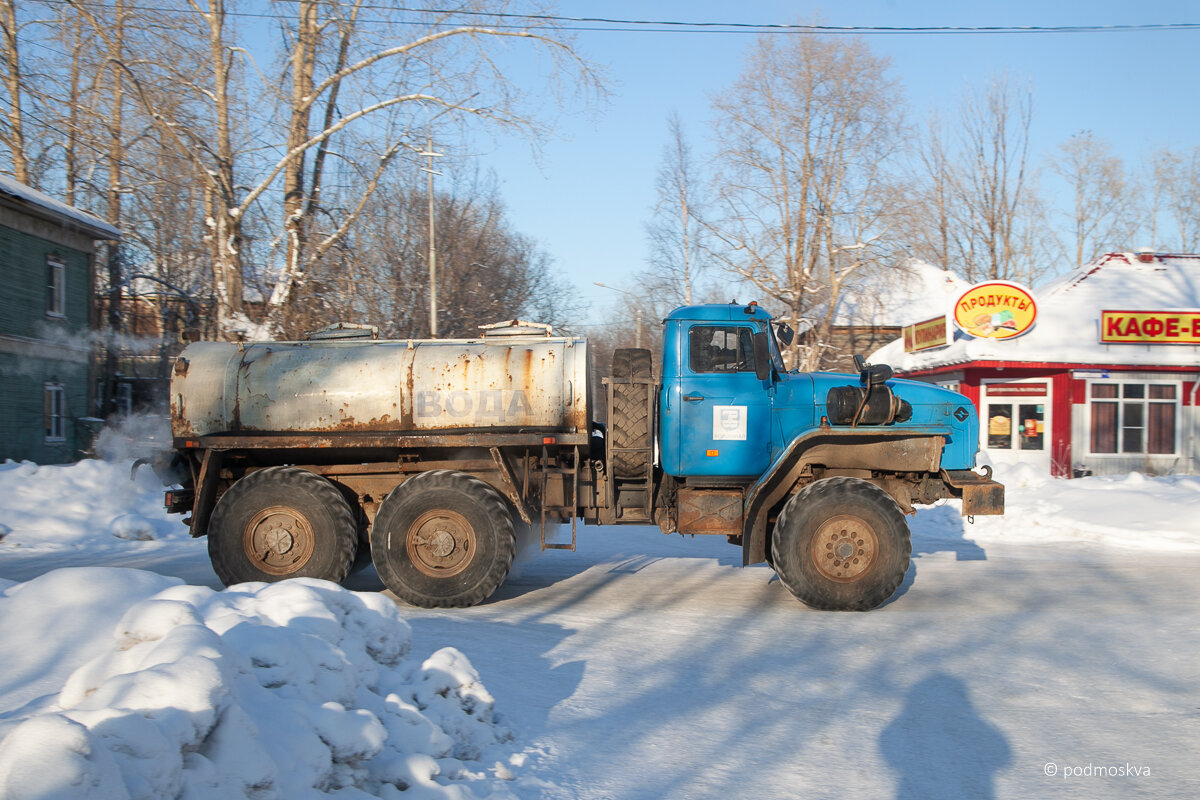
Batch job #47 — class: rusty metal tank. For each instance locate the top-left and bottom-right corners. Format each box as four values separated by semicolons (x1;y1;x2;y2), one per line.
170;321;592;438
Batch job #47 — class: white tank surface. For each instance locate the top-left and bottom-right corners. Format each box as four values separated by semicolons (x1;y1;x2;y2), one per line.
170;322;591;439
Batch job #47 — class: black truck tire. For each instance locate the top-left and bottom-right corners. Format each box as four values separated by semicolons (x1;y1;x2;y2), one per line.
370;470;515;608
771;477;911;611
332;480;373;576
612;348;652;380
208;467;358;586
610;347;653;479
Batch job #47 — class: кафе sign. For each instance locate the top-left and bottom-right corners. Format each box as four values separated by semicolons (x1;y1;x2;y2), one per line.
1099;310;1200;344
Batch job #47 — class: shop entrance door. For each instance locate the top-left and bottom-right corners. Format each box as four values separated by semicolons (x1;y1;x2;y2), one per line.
981;381;1051;473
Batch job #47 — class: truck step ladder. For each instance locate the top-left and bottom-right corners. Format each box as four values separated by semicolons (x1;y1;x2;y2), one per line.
540;444;579;551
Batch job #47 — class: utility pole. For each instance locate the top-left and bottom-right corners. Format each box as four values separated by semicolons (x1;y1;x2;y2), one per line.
420;134;442;337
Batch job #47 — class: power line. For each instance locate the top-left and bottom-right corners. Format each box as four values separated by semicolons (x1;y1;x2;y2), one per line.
30;3;1200;36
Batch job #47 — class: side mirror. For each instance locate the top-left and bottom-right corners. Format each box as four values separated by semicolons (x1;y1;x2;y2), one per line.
752;332;772;381
854;353;892;385
774;321;795;347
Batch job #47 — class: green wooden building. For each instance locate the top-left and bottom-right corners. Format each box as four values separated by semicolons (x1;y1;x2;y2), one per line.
0;176;120;464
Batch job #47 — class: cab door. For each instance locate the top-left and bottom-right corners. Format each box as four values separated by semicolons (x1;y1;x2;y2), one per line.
668;323;772;477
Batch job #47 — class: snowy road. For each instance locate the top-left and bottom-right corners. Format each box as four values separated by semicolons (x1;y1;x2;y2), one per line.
1;459;1198;798
388;526;1200;800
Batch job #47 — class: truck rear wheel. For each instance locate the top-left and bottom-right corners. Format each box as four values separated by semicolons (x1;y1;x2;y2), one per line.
208;467;358;586
370;470;515;608
771;477;911;611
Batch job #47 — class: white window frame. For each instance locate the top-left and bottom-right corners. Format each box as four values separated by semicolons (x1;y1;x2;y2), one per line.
44;383;66;442
980;380;1051;455
1085;379;1180;457
46;256;66;318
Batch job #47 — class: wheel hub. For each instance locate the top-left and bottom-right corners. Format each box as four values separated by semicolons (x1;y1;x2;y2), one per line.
811;514;878;583
407;510;475;577
244;506;316;576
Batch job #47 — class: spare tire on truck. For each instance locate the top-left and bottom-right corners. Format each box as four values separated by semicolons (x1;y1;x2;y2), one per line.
207;466;359;586
609;347;653;480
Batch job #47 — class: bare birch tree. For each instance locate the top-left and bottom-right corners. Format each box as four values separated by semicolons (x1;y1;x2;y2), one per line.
897;112;955;271
341;164;575;340
1050;131;1138;267
1150;146;1200;252
0;0;29;183
897;75;1054;285
951;75;1041;283
163;1;597;338
707;34;904;370
646;111;709;306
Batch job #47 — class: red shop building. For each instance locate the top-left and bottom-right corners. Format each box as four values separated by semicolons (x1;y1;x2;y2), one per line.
871;253;1200;478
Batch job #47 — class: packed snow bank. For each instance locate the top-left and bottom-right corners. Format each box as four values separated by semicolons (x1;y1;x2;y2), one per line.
0;459;185;548
0;570;530;799
918;463;1200;551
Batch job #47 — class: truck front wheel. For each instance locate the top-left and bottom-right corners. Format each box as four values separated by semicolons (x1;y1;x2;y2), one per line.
208;467;358;586
771;477;911;611
370;470;515;608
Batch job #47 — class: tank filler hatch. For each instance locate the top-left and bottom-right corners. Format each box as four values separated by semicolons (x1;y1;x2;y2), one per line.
305;322;379;341
479;320;555;338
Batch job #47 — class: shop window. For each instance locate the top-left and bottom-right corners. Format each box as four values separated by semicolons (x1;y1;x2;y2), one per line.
44;383;65;442
1089;382;1176;455
46;257;65;317
1018;403;1045;450
689;326;756;373
987;404;1013;449
987;401;1045;450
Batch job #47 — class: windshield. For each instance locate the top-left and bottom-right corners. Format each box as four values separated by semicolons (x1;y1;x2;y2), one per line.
763;321;787;373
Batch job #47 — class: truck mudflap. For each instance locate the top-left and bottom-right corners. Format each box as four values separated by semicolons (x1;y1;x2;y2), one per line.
940;468;1005;516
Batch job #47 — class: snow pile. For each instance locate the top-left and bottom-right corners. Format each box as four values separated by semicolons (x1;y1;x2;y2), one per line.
918;462;1200;551
0;569;528;799
0;459;184;548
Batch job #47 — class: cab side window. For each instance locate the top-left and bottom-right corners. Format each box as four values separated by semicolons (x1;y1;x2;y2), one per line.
689;326;756;373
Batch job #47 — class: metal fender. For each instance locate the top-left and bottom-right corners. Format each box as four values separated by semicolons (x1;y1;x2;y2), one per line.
740;428;947;566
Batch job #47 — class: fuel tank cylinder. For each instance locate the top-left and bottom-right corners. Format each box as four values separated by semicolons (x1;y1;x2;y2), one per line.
170;324;591;438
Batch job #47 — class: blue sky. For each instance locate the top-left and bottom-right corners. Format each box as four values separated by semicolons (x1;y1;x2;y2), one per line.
468;1;1200;324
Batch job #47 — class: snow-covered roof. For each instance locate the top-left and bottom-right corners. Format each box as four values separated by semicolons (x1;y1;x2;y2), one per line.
0;175;121;240
834;259;969;327
872;253;1200;371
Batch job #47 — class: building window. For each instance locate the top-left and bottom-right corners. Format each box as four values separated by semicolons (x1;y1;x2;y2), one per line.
689;326;756;373
116;382;133;416
44;383;66;442
46;257;65;317
1089;382;1177;455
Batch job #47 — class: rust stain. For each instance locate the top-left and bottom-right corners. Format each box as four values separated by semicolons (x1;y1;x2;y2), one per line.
298;414;402;433
402;359;415;427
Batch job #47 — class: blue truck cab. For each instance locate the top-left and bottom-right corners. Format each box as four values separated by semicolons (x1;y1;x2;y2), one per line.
603;302;1004;610
658;303;981;479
